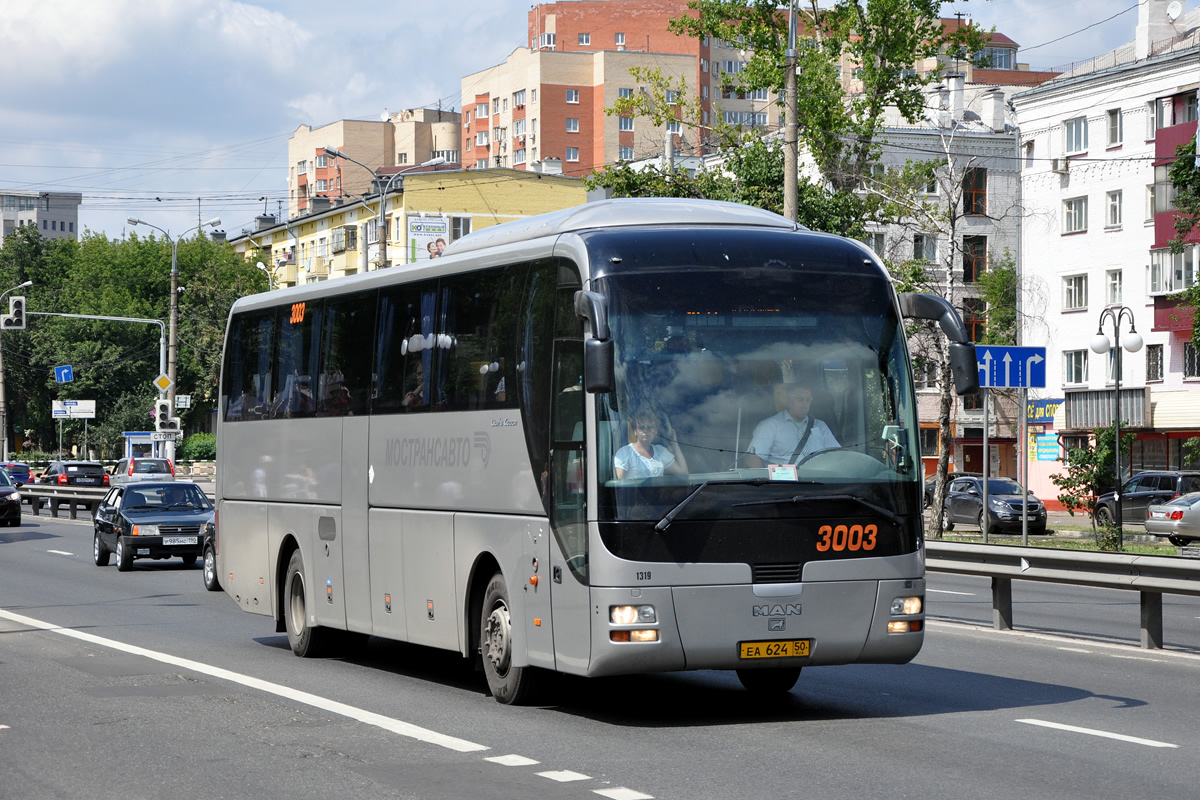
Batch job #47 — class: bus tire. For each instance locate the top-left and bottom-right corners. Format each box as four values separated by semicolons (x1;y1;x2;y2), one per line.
284;549;332;658
736;667;801;694
480;572;535;705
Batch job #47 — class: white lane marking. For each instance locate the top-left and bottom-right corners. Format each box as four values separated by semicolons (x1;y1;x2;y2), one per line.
927;620;1200;663
0;608;487;753
1016;719;1178;748
1056;647;1091;653
486;754;540;766
47;550;74;556
0;724;10;730
538;770;591;782
927;589;974;595
595;789;654;800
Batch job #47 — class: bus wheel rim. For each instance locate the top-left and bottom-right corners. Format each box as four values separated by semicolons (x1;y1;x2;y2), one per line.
288;571;306;633
484;602;512;676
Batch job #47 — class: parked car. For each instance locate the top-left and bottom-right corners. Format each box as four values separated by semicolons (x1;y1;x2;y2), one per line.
924;471;981;508
201;518;221;591
0;469;22;527
39;461;110;488
1144;492;1200;547
111;457;175;485
92;481;213;572
941;476;1047;534
0;462;31;485
1093;471;1200;527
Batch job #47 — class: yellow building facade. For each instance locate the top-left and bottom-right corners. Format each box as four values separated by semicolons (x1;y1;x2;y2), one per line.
231;168;588;287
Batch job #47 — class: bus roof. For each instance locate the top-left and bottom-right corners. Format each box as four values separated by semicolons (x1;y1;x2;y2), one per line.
443;197;803;257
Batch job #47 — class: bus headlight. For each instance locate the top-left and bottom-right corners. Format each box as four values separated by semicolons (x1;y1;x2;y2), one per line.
610;629;659;643
610;605;656;625
890;596;922;615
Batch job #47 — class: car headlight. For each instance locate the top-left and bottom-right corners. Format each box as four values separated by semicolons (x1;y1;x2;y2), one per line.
8;492;18;503
131;524;159;537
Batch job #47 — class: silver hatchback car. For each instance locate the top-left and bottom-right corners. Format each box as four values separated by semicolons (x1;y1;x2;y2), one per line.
111;457;176;486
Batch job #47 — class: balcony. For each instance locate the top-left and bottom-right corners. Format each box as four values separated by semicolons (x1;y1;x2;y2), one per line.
1063;386;1151;430
1152;295;1197;332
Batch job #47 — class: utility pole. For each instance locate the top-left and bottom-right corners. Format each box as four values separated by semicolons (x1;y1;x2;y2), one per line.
783;1;799;223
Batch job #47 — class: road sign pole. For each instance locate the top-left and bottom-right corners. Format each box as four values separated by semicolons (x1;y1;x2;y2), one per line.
1021;387;1029;546
982;388;990;545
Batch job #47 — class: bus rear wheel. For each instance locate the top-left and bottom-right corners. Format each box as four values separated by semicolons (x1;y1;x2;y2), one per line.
736;667;801;694
284;549;332;658
480;572;536;704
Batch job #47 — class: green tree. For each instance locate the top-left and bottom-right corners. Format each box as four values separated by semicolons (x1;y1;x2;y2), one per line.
1050;424;1134;536
976;249;1017;345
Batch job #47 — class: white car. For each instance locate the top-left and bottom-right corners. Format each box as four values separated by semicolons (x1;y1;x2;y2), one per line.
111;457;176;485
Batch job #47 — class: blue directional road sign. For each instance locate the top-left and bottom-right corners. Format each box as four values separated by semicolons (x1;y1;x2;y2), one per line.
976;345;1046;389
54;365;74;383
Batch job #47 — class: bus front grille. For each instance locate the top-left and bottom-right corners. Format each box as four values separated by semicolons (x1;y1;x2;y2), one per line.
753;563;802;583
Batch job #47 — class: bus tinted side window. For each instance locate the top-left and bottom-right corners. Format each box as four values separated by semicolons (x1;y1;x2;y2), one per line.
438;266;524;411
374;281;435;414
223;310;274;421
320;290;376;416
270;300;322;419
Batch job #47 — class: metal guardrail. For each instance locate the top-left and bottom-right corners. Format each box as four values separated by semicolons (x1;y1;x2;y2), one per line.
21;486;108;521
926;541;1200;650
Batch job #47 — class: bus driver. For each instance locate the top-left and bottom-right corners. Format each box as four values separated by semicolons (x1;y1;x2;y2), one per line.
745;383;839;468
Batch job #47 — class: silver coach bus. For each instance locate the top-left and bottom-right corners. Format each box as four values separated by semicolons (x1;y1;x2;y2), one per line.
215;198;978;704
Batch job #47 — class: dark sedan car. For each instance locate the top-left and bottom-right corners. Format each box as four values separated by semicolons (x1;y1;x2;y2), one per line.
40;460;109;487
0;469;22;526
93;481;214;572
941;476;1047;534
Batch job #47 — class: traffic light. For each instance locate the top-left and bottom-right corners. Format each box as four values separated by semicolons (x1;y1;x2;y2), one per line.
155;399;178;432
1;296;25;330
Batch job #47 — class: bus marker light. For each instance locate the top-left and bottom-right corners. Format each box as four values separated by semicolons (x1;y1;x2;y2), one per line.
534;618;541;627
888;620;922;634
611;631;630;642
529;575;538;587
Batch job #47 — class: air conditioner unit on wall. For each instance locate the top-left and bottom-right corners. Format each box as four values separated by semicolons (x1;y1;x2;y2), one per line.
1051;157;1069;174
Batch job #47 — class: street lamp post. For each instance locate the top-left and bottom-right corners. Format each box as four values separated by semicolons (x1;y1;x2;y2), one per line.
127;216;221;457
322;147;446;268
0;280;33;460
1090;306;1143;545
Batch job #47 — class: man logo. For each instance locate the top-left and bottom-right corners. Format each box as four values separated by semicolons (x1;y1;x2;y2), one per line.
752;604;801;617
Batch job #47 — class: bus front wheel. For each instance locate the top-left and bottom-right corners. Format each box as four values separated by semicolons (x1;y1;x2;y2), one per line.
480;572;535;704
284;549;332;658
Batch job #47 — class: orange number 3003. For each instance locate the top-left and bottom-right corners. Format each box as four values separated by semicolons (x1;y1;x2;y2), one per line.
815;524;878;552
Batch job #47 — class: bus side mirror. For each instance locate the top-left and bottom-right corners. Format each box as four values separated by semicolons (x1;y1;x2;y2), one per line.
948;342;979;397
584;338;614;393
898;292;980;396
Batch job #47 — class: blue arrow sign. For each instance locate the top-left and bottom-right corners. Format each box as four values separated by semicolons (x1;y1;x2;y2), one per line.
976;345;1046;389
55;365;74;383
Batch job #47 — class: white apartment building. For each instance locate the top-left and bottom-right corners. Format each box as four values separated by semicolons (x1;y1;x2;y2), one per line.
1013;0;1200;500
1;191;83;244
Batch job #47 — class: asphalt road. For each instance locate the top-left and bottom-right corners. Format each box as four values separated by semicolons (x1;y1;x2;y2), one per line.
2;511;1198;800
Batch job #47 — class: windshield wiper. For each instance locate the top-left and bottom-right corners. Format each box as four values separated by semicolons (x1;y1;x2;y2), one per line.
733;493;903;526
654;478;823;532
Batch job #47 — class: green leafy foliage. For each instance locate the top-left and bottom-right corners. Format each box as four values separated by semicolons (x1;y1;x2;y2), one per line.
179;432;216;461
1049;424;1134;532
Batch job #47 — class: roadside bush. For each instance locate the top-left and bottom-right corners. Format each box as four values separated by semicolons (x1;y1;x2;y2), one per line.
1093;523;1124;552
178;433;216;461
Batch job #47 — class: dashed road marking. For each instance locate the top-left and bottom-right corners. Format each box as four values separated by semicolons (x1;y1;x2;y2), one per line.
1017;719;1178;748
594;789;655;800
486;754;540;766
47;550;74;556
538;770;591;782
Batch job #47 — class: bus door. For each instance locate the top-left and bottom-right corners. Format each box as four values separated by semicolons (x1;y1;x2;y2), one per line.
549;337;591;673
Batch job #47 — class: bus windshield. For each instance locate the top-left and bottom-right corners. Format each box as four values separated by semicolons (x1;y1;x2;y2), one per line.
591;249;920;526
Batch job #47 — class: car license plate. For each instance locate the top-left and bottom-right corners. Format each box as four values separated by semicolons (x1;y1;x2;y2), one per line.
162;536;198;546
1150;511;1165;518
739;639;811;659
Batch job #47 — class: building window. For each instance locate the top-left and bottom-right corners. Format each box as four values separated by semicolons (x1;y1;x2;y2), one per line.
920;427;940;454
962;168;986;215
1186;341;1200;379
475;131;489;146
566;118;579;133
619;87;632;99
452;217;472;240
666;120;682;133
974;46;1013;69
566;89;579;104
700;58;708;73
493;98;500;115
914;361;938;391
539;32;556;49
1106;109;1123;145
1106;190;1122;227
962;298;986;342
1106;348;1124;383
297;160;307;175
619;146;634;161
315;155;328;168
863;231;885;254
476;103;489;118
749;87;769;101
1064;350;1088;384
913;233;936;262
531;89;536;103
962;235;987;283
566;147;579;162
615;32;625;46
397;153;408;164
315;179;328;191
513;89;526;107
1146;184;1157;221
1150;247;1199;295
1063;196;1088;233
1107;269;1123;305
1063;274;1088;311
1146;343;1163;382
514;148;527;165
619;116;633;131
578;32;590;46
1065;116;1088;153
475;159;489;169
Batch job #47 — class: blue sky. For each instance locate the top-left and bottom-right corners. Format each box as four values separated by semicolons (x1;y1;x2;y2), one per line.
0;0;1191;241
